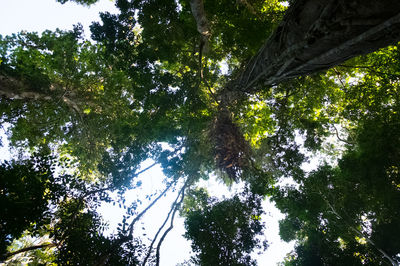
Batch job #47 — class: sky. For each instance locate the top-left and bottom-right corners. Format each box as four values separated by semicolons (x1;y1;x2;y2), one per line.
0;0;294;265
0;0;117;37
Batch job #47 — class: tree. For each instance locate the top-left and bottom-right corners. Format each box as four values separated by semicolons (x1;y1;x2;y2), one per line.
0;27;156;182
1;0;400;264
273;94;400;265
182;188;267;265
0;154;58;258
0;152;147;264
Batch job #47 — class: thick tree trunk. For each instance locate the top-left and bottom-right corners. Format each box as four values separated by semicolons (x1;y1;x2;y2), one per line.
228;0;400;94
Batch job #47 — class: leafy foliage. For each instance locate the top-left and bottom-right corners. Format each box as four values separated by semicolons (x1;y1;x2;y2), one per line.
56;0;99;5
1;0;400;264
0;154;59;258
183;188;267;265
273;50;400;264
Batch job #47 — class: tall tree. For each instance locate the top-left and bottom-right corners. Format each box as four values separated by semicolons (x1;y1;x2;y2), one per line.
1;0;400;264
272;53;400;264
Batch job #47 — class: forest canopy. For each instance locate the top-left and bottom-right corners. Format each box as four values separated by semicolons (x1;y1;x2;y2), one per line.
1;0;400;265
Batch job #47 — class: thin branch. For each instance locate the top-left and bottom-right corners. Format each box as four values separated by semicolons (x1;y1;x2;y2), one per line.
127;181;175;238
193;30;219;105
155;182;186;266
3;243;56;261
338;64;400;78
97;147;185;265
131;162;158;179
80;162;158;199
319;191;398;266
97;181;176;266
332;124;354;145
142;182;185;265
333;67;347;90
197;54;219;104
203;76;220;105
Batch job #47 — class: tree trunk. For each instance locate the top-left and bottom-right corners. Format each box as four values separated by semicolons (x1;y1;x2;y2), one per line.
228;0;400;94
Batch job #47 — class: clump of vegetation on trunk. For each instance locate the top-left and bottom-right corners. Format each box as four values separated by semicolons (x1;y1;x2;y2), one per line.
211;107;251;181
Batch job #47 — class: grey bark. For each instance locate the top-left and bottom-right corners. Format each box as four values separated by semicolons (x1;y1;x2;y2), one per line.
189;0;211;54
0;75;81;113
189;0;210;39
227;0;400;96
0;75;52;101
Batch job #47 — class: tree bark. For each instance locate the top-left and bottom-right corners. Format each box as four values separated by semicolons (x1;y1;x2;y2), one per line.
227;0;400;95
0;75;82;113
189;0;211;41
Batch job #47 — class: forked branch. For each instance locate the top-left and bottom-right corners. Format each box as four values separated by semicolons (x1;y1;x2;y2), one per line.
155;182;186;266
142;181;187;265
128;181;175;237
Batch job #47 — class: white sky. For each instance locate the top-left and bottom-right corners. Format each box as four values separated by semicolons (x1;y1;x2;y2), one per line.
0;0;117;37
0;0;294;265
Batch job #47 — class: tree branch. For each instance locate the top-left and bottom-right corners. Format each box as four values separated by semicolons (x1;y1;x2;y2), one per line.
142;181;186;265
96;182;176;266
0;75;82;114
131;162;158;179
319;191;398;266
332;124;355;145
2;243;56;261
155;182;186;266
127;181;175;238
189;0;211;45
80;161;158;200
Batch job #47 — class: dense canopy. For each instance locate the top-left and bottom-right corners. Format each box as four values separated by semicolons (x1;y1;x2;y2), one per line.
1;0;400;265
